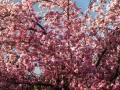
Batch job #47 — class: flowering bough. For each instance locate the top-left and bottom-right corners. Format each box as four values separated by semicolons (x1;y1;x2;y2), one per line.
0;0;120;90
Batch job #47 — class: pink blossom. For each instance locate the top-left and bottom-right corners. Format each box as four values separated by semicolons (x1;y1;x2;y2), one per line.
0;0;120;90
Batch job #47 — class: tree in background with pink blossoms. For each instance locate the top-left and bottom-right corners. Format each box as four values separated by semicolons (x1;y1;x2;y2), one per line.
0;0;120;90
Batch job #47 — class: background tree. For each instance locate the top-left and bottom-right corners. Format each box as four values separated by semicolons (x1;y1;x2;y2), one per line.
0;0;120;90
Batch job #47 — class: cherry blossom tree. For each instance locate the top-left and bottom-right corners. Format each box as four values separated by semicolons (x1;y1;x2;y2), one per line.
0;0;120;90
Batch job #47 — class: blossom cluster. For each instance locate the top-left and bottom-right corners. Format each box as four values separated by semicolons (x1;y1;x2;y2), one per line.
0;0;120;90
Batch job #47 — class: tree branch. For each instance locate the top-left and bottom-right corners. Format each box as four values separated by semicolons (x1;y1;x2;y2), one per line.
110;65;119;83
67;0;70;20
32;20;47;35
96;47;107;67
14;81;54;87
110;51;120;83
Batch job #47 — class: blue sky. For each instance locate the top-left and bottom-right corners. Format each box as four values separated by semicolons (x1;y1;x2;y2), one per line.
74;0;90;11
14;0;90;11
33;0;90;12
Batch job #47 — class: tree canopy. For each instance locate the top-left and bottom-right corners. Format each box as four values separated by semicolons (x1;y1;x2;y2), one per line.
0;0;120;90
